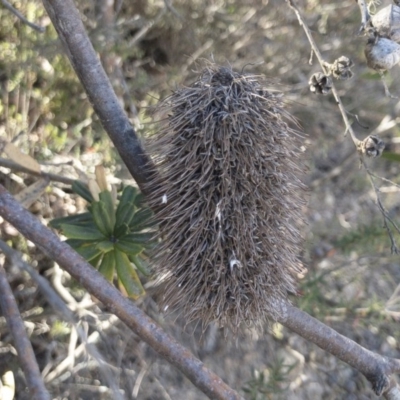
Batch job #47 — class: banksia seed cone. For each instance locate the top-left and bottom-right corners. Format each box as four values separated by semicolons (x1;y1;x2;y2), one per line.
146;64;306;331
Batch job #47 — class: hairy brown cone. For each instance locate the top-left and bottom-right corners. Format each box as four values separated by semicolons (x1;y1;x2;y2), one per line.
146;64;307;332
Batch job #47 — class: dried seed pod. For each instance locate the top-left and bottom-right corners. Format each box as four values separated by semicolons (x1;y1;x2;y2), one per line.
146;64;307;332
330;56;354;80
361;135;385;157
371;5;400;43
308;72;332;94
365;35;400;71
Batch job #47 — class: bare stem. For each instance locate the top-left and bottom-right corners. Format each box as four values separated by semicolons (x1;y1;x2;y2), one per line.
0;185;243;400
278;302;400;397
1;0;45;32
286;0;399;251
0;157;77;185
40;0;158;197
286;0;361;147
362;159;400;254
356;0;371;33
0;258;51;399
0;240;124;399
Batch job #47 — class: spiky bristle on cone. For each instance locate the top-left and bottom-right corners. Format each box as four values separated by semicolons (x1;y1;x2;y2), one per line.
146;63;307;332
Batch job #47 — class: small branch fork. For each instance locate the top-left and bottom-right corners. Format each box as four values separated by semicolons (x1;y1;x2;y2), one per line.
0;255;51;400
286;0;399;254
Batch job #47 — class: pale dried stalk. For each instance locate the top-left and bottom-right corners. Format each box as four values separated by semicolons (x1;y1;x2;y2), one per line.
286;0;399;253
0;258;50;400
0;184;243;400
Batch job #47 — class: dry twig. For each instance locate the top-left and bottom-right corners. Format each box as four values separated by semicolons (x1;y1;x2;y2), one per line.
286;0;399;253
0;157;76;185
1;0;45;32
2;186;400;397
0;256;50;400
0;185;244;400
0;240;124;399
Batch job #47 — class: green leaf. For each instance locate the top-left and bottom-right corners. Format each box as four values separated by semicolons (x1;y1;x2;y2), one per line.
115;202;136;231
60;223;105;241
129;208;153;230
91;201;114;236
115;239;143;256
118;186;138;210
99;190;116;228
49;212;94;230
113;222;130;238
381;152;400;163
89;253;103;268
74;244;103;261
96;240;115;253
130;255;151;276
133;192;146;207
72;180;93;203
122;232;155;244
98;250;115;281
115;248;145;299
65;238;93;248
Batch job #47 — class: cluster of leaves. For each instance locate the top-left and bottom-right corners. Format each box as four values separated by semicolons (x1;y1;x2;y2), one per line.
50;181;154;299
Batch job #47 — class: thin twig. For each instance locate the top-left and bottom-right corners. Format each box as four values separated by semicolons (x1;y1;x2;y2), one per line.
286;0;399;252
0;258;50;400
1;0;45;32
286;0;361;148
0;185;244;400
0;157;77;185
356;0;371;33
0;240;124;400
362;160;400;254
128;9;166;48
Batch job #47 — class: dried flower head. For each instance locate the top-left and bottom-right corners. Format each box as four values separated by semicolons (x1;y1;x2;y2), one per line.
371;5;400;43
146;63;306;332
361;135;385;157
365;35;400;71
309;72;332;94
330;56;354;80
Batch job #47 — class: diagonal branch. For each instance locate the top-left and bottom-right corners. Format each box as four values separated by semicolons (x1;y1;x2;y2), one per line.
40;0;158;197
0;185;243;400
34;0;400;398
0;240;124;399
0;256;51;399
278;302;400;397
2;185;400;398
